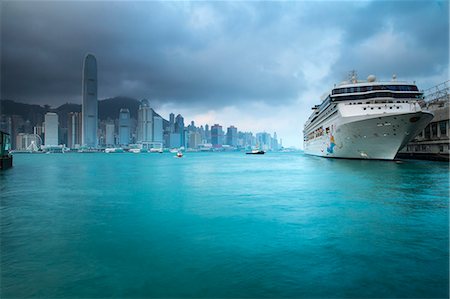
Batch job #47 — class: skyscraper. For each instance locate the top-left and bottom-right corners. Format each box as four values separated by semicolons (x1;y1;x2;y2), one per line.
188;131;201;149
82;54;98;147
153;116;163;143
105;123;115;146
205;124;211;143
169;113;175;133
211;124;223;147
175;114;185;147
118;108;130;146
137;99;153;142
226;126;238;147
67;112;82;148
44;112;59;146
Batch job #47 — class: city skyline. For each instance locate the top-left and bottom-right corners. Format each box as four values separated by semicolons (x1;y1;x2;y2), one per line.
1;1;448;147
1;94;281;151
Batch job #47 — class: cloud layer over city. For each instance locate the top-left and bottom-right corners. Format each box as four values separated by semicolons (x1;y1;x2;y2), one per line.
1;1;448;146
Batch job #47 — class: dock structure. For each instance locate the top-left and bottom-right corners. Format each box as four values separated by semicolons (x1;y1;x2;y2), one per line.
0;131;13;170
397;81;449;161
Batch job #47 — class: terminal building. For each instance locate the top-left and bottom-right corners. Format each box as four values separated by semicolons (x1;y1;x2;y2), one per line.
397;80;449;161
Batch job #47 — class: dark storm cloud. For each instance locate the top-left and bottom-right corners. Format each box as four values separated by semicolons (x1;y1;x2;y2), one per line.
317;0;449;82
1;1;448;108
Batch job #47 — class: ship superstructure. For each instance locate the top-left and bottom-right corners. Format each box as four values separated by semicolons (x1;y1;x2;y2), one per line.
303;74;433;160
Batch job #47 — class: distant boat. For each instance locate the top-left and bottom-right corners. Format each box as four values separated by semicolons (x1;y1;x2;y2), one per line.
246;150;265;155
150;148;163;153
176;151;183;158
105;148;124;153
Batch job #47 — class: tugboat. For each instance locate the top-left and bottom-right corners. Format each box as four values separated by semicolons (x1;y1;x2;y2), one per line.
246;149;265;155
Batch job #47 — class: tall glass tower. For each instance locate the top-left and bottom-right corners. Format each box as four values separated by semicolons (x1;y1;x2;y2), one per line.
82;54;98;147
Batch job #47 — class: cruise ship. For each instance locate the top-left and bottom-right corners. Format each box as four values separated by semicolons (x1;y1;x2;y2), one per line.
303;74;433;160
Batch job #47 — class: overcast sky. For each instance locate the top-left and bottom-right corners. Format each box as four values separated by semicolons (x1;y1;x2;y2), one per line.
1;0;448;147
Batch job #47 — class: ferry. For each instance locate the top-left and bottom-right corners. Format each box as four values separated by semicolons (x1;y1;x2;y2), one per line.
246;150;265;155
303;74;433;160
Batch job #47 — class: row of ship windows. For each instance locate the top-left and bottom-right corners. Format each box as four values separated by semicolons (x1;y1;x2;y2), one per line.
333;92;422;101
347;100;409;105
363;106;401;111
332;85;419;95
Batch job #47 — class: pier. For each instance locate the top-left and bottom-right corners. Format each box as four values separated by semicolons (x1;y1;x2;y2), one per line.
0;131;13;170
396;81;450;161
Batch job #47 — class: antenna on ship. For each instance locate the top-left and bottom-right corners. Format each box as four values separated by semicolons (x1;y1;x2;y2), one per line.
348;70;358;83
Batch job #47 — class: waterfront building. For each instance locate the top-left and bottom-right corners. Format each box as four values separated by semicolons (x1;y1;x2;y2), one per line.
153;116;163;143
204;124;211;143
256;132;272;151
226;126;238;147
15;133;41;151
44;112;59;146
118;109;131;146
211;124;223;147
82;54;98;147
10;115;24;150
169;133;181;148
169;113;175;133
175;114;185;147
137;99;153;143
188;131;202;149
67;112;82;149
397;81;449;161
105;123;115;146
238;132;254;149
272;132;279;151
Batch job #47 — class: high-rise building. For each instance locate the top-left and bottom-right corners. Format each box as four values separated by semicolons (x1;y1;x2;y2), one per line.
211;124;223;147
226;126;238;147
153;115;163;143
188;131;201;149
169;113;175;133
272;132;279;151
256;132;271;151
44;112;59;146
204;124;211;143
118;109;130;145
175;114;185;147
169;133;181;148
137;99;153;142
67;112;82;148
105;123;115;146
82;54;98;147
16;133;41;151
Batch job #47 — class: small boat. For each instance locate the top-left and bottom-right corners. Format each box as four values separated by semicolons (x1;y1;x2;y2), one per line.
150;148;163;153
176;151;183;158
246;150;265;155
128;148;141;154
105;148;124;153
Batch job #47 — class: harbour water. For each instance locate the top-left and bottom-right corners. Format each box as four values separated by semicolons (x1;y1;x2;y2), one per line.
1;152;448;298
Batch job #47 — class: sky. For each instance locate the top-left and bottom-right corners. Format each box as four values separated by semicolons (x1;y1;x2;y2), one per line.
1;0;448;148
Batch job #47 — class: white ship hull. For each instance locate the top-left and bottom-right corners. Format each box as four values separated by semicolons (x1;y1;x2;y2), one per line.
304;111;433;160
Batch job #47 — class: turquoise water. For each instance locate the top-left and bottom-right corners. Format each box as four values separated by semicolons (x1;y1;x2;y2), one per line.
1;152;448;298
